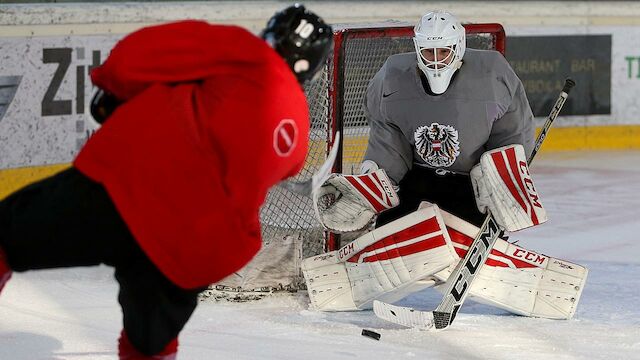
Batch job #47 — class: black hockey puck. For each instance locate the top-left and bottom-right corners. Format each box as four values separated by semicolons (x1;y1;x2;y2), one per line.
361;329;381;340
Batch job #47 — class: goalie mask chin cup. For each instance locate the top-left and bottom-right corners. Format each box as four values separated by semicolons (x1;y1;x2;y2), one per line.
261;3;333;84
413;11;465;94
89;88;122;124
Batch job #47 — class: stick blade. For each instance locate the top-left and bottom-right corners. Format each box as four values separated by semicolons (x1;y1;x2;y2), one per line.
277;132;341;196
432;311;454;331
373;300;435;330
310;131;341;193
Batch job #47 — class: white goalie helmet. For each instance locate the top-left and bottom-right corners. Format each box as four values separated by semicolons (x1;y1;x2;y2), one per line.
413;11;466;94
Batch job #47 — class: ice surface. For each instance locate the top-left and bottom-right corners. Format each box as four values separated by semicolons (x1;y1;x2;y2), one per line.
1;151;639;359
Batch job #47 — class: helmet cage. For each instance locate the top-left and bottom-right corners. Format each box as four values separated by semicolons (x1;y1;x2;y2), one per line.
417;44;457;71
413;11;465;94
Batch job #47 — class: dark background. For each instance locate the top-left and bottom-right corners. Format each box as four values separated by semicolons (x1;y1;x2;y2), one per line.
506;35;611;117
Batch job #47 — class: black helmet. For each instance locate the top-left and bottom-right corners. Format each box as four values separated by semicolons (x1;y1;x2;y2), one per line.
90;88;122;124
261;4;333;83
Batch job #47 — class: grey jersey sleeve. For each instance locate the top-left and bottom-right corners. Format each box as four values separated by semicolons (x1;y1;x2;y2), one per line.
363;64;413;184
485;58;535;158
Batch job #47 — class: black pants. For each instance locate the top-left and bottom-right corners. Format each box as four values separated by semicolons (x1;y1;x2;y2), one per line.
0;167;203;355
377;166;486;228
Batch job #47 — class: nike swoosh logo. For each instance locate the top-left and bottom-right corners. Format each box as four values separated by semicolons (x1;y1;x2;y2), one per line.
382;90;398;98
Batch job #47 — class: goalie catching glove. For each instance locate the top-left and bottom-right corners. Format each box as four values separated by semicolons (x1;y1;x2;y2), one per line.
313;169;399;233
470;144;547;232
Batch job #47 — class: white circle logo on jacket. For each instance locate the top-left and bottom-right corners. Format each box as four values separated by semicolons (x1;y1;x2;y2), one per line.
273;119;298;157
414;123;460;167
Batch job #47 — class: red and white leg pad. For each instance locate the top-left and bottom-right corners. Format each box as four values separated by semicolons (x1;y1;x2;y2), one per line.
304;202;587;319
302;203;457;311
434;209;588;319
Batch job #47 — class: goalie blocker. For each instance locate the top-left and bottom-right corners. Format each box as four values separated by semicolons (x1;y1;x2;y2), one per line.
303;202;587;320
471;144;548;232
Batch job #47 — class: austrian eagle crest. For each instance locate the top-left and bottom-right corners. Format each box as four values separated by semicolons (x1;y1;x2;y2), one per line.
414;123;460;168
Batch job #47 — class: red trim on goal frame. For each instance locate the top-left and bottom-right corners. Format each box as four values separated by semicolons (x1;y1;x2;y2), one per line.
324;23;506;252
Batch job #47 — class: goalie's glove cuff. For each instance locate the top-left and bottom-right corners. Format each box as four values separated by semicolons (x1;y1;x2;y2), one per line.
470;144;547;232
314;168;399;233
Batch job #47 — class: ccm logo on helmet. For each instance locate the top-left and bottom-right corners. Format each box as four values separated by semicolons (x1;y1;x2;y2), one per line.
273;119;299;157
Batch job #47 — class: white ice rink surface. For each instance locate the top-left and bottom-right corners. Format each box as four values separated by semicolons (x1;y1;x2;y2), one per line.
1;150;639;360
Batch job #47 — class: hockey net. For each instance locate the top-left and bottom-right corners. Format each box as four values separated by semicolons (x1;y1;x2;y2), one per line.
203;22;506;300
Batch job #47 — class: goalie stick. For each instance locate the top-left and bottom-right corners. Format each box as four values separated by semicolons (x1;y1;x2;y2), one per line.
279;132;341;197
373;78;576;331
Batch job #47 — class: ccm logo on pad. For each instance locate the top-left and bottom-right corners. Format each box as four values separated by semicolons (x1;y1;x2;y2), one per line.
518;160;542;208
512;248;546;265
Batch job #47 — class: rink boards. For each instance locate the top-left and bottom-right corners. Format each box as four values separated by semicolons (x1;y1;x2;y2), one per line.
3;2;640;198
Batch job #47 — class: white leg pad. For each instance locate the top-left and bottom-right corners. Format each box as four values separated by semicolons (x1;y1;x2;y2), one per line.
302;203;458;311
435;209;588;319
301;251;358;311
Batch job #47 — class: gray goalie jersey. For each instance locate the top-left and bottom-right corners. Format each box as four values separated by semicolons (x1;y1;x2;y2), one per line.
363;48;534;184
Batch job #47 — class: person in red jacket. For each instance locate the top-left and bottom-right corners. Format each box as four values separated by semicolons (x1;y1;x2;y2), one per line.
0;4;332;359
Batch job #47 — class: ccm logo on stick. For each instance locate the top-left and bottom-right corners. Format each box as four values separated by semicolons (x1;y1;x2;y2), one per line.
451;218;499;302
